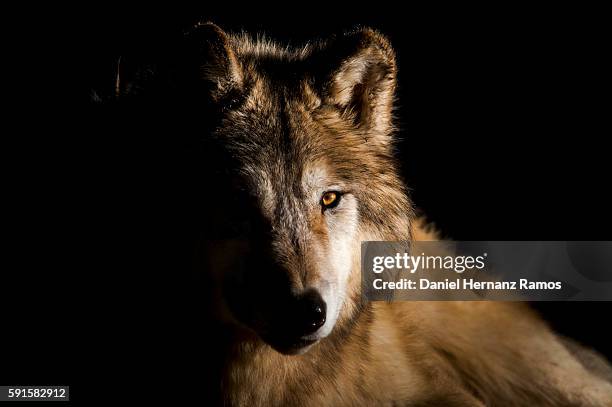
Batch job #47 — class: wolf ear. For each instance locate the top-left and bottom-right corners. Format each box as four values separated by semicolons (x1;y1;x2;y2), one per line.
317;28;397;138
185;22;244;103
92;23;242;104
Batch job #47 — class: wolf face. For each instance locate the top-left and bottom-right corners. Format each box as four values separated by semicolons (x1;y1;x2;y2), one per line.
179;23;415;354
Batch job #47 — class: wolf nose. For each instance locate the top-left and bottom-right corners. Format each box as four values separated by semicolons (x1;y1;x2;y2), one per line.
296;291;326;335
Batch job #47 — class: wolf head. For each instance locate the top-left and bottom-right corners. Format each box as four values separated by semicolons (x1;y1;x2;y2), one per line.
116;23;414;354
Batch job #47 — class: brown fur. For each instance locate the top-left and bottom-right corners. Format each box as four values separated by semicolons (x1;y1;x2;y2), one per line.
124;22;612;406
220;287;612;406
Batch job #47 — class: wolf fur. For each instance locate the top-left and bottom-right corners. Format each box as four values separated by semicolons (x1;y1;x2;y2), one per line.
115;22;612;406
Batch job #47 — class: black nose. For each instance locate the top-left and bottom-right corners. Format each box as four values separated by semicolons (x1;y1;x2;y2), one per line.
295;291;326;336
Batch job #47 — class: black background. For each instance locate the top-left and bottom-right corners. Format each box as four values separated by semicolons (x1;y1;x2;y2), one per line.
4;4;611;404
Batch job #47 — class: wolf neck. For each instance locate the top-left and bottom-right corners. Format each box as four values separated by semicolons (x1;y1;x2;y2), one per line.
222;302;373;406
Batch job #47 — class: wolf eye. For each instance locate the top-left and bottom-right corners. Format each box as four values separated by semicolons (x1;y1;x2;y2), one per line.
321;191;341;210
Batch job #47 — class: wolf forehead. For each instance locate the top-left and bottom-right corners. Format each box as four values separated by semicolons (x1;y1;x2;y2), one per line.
214;79;369;187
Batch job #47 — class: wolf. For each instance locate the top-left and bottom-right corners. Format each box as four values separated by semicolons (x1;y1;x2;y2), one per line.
112;22;612;406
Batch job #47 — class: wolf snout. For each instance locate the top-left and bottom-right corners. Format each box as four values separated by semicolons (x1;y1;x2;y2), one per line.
293;290;326;336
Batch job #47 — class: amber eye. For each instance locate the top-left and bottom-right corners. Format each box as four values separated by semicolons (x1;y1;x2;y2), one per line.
321;191;341;209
